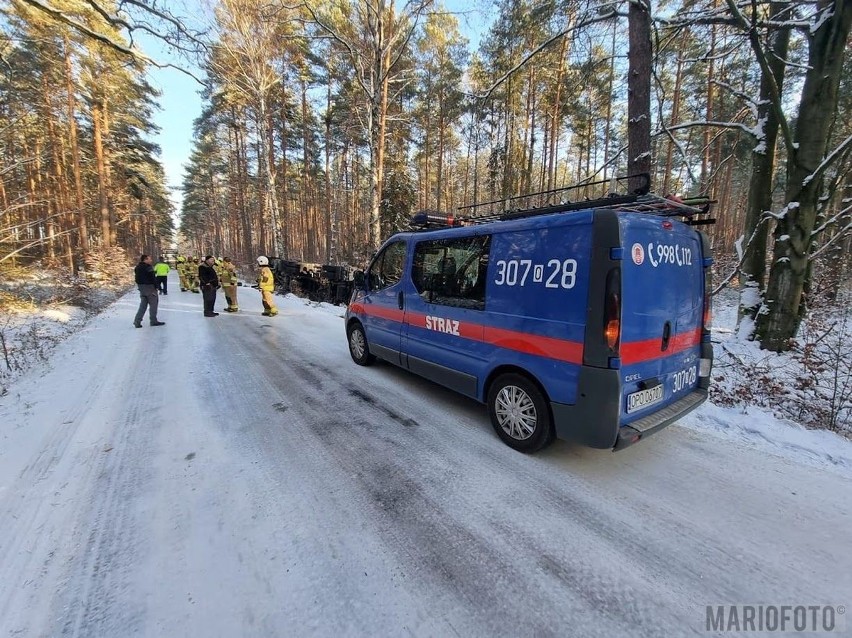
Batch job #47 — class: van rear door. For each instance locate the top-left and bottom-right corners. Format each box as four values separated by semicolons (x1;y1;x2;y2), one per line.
618;214;705;426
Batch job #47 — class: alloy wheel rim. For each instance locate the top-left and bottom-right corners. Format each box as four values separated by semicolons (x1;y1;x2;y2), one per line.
495;385;537;440
350;329;365;359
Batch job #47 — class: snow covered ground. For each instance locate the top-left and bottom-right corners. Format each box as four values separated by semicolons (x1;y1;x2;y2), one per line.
0;273;850;637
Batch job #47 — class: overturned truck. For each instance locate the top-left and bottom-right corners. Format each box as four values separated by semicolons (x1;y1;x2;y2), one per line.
268;258;356;306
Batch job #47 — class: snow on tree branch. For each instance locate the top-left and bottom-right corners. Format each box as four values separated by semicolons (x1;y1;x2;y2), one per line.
712;79;760;117
663;120;757;138
811;201;852;239
713;211;775;295
803;134;852;188
809;218;852;260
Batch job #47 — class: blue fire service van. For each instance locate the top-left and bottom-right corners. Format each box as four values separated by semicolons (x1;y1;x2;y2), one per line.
345;175;714;452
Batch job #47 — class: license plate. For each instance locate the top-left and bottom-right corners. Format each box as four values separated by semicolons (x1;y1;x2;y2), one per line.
626;384;664;413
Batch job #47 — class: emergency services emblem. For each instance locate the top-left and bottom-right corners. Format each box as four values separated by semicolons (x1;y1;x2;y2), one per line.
632;243;645;265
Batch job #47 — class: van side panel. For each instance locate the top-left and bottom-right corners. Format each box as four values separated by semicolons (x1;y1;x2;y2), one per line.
482;213;594;404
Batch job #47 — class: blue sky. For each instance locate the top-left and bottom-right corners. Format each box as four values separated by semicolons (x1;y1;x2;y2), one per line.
148;62;204;213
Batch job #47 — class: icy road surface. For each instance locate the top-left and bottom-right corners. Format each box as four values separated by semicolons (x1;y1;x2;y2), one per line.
1;278;850;637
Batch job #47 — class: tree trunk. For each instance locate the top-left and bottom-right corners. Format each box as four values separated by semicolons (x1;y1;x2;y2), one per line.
756;0;852;350
92;102;111;247
701;20;716;193
628;0;652;192
64;36;88;257
738;5;790;321
663;52;685;196
259;98;282;255
603;22;616;183
437;83;445;212
325;79;333;263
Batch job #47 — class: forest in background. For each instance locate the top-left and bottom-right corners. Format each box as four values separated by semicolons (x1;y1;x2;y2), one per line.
0;0;850;353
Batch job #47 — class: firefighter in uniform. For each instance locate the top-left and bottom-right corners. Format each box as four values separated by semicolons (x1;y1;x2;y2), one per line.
177;255;188;291
188;257;200;293
221;257;239;312
256;256;278;316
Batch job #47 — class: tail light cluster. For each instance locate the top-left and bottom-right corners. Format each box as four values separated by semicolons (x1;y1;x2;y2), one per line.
604;268;621;351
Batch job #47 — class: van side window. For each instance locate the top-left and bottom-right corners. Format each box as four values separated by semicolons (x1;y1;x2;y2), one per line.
368;240;406;291
412;235;491;310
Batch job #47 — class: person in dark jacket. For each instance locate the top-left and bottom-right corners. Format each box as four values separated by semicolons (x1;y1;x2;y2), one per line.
198;254;219;317
133;254;165;328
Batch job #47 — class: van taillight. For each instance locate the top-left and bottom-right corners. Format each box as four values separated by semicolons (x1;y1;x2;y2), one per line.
703;293;712;331
604;269;621;351
605;318;620;349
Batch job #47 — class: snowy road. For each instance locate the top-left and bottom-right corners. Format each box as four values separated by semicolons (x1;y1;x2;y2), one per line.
1;276;850;637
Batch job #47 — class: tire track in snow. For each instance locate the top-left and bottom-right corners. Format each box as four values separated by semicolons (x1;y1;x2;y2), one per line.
0;327;128;634
53;341;161;637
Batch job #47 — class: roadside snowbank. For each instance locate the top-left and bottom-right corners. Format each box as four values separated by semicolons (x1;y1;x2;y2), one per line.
0;263;129;393
683;402;852;478
709;287;851;437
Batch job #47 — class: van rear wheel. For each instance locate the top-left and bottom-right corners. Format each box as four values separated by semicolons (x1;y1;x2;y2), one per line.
487;373;554;452
347;321;375;366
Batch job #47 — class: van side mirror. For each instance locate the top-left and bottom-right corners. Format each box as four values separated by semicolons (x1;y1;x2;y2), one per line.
353;270;365;289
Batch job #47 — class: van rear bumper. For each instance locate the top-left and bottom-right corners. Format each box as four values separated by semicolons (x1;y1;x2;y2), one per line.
550;365;707;450
612;389;707;450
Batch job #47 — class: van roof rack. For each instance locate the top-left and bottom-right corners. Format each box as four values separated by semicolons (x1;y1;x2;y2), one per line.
408;173;715;230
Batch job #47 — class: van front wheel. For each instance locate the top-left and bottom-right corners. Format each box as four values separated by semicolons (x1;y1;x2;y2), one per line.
487;374;554;452
347;321;376;366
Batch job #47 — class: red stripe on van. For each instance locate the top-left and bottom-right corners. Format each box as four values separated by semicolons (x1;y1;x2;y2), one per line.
482;326;584;364
621;327;702;364
350;303;404;323
352;304;584;365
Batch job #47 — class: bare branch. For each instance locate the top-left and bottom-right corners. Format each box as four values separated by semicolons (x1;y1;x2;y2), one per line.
803;134;852;189
809;218;852;259
811;201;852;238
17;0;144;58
662;120;757;138
713;78;760;116
16;0;208;84
303;3;373;98
713;213;775;295
0;229;77;264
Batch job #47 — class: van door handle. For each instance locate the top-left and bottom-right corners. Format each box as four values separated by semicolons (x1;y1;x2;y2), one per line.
661;321;671;351
398;291;404;310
